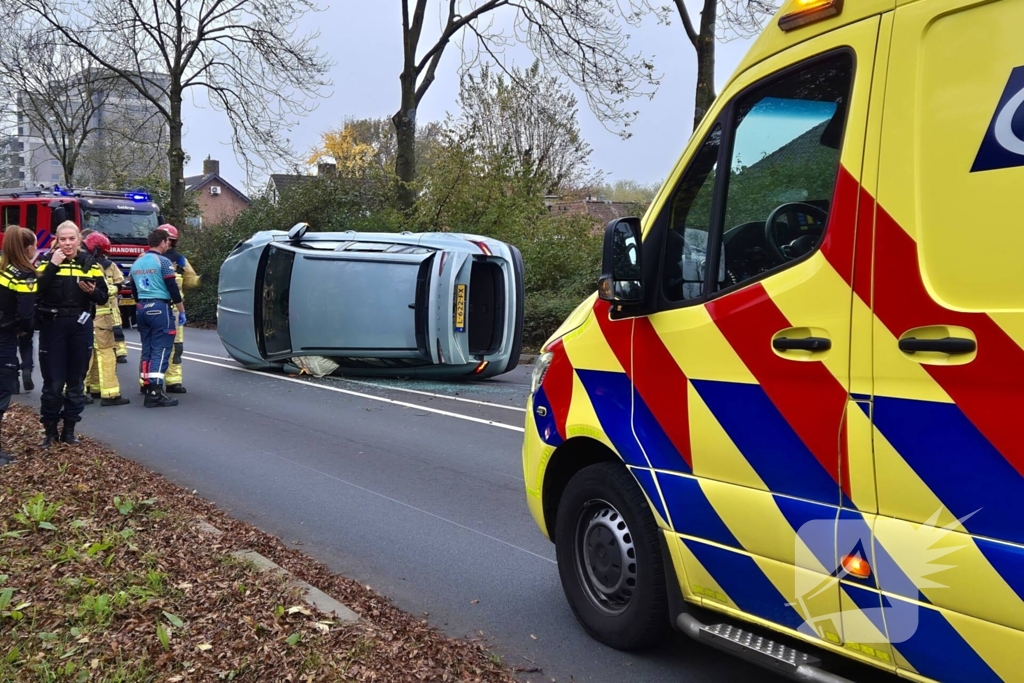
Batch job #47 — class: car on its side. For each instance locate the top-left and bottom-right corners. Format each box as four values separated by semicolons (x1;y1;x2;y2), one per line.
217;224;524;380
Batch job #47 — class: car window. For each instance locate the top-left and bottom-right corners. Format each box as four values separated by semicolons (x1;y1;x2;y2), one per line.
716;54;852;293
259;246;294;357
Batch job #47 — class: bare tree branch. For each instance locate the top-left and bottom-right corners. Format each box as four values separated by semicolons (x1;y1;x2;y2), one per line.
1;0;332;224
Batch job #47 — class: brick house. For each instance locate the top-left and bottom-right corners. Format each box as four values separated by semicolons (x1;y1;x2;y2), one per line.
183;158;251;228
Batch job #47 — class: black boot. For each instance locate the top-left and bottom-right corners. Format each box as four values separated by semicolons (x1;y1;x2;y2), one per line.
39;420;59;449
22;368;33;391
166;384;187;394
101;396;130;406
144;386;178;408
116;356;128;364
83;393;94;405
60;420;81;445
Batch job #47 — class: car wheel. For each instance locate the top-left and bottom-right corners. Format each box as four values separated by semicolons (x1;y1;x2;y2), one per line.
555;462;668;650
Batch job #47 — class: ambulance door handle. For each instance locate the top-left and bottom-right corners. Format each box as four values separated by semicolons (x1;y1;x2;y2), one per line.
898;337;975;355
772;336;831;352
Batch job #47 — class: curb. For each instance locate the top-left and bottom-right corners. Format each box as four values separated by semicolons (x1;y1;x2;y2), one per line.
196;521;358;624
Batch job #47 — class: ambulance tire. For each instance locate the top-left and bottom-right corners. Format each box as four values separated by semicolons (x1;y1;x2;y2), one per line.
555;462;668;650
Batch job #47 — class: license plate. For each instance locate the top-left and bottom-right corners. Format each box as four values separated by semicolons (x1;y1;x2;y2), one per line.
120;298;135;306
454;284;466;332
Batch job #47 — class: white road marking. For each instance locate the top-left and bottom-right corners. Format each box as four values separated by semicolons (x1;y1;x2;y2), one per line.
124;343;526;433
340;378;527;413
277;455;555;564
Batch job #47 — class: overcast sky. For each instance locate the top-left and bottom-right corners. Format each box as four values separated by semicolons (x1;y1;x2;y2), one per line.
181;2;756;193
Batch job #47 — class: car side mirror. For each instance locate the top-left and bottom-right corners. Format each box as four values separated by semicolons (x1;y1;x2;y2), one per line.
287;222;309;243
598;217;643;304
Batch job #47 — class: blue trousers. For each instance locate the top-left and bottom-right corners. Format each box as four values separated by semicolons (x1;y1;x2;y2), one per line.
137;301;175;387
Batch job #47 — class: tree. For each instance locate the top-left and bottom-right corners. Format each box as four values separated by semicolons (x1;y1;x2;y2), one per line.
4;0;332;226
660;0;776;129
308;125;376;175
391;0;660;211
0;23;116;187
454;61;597;194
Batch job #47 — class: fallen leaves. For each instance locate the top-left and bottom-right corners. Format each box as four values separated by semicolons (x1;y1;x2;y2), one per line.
0;403;518;682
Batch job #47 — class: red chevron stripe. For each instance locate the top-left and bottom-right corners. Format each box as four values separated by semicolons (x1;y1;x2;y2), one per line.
594;299;692;468
593;298;632;372
542;338;574;441
708;283;849;494
633;318;692;468
871;205;1024;478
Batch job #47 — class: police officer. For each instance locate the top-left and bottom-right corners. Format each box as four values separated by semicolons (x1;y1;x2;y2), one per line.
82;232;130;406
36;221;107;447
160;224;198;394
0;226;37;465
129;229;184;408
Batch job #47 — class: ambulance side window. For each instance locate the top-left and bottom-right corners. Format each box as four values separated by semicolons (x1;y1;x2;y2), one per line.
715;53;852;293
660;125;722;302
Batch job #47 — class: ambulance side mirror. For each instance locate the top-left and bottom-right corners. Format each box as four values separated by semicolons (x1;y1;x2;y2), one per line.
598;217;643;304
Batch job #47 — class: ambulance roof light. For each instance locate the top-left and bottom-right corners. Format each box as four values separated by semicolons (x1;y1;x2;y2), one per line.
778;0;843;31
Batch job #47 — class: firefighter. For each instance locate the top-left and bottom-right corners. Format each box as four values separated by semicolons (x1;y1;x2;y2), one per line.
82;232;130;406
36;221;108;447
0;226;37;465
160;224;198;394
129;228;183;408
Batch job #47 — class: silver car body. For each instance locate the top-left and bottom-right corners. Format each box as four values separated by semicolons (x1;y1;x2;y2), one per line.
217;229;524;379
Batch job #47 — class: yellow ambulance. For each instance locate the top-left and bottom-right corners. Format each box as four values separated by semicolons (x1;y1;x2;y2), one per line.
523;0;1024;680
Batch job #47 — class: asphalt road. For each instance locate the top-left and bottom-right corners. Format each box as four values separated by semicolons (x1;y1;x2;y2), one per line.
15;327;891;683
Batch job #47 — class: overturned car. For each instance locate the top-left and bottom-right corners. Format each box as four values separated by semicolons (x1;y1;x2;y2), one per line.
217;224;524;379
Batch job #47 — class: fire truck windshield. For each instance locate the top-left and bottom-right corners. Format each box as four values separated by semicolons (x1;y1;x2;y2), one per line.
82;206;158;239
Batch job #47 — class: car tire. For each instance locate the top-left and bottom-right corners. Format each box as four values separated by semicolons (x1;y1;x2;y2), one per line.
555;462;668;650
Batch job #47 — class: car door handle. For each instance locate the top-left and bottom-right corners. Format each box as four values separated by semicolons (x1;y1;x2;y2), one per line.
898;337;976;355
772;336;832;352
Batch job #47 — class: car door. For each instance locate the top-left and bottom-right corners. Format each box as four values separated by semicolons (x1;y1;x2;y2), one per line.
855;0;1024;680
629;20;879;648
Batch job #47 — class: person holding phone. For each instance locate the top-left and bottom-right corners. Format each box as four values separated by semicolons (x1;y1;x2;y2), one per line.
35;221;108;447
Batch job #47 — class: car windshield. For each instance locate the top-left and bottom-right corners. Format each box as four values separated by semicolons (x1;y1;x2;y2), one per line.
82;207;158;239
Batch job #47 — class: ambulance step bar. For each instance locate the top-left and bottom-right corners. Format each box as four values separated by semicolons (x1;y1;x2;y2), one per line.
676;614;854;683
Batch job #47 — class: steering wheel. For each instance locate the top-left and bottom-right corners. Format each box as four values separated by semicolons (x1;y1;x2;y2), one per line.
764;202;829;263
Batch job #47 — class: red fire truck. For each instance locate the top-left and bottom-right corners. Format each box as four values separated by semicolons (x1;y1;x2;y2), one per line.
0;185;162;323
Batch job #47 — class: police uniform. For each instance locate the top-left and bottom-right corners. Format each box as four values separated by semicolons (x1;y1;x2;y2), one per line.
163;247;198;392
85;258;128;404
0;264;36;464
37;250;108;445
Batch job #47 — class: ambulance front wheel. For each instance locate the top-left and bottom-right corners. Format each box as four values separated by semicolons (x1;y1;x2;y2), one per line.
555;462;668;650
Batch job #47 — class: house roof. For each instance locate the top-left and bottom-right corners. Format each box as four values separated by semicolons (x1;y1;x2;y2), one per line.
266;173;315;196
184;173;251;203
546;199;637;224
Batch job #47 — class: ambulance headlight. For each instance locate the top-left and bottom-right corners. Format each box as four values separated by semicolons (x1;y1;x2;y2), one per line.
531;352;554;396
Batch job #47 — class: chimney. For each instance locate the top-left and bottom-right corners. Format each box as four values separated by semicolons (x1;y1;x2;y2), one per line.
203;157;220;176
317;162;337;177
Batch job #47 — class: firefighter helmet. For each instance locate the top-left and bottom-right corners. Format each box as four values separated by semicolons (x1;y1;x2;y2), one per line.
83;232;111;256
